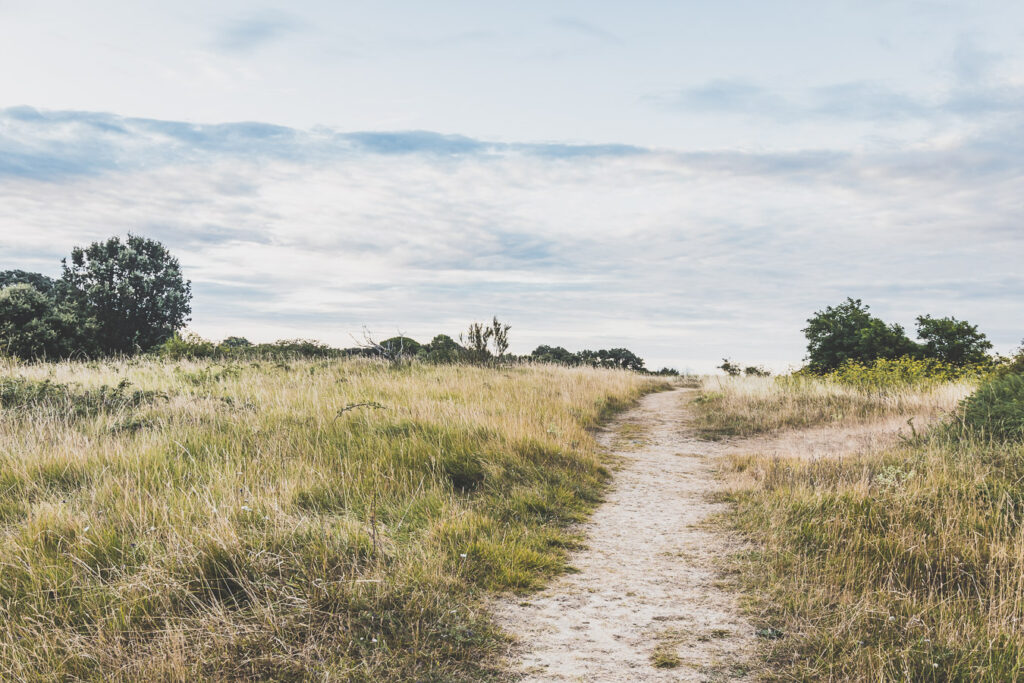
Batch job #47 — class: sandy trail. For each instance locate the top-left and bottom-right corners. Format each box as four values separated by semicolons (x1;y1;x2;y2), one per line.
496;388;755;682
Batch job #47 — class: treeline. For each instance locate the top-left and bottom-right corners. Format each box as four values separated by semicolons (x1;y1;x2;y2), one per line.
158;326;679;375
1;235;674;375
720;297;1009;377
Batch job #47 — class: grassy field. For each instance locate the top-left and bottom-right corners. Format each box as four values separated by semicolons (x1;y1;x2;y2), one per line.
0;357;665;681
691;373;971;439
698;374;1024;681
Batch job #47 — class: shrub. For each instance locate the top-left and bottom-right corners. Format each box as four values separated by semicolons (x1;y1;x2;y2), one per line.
158;331;216;360
0;377;162;418
379;336;422;358
718;358;741;376
0;284;95;360
219;336;252;349
959;373;1024;441
423;334;464;363
822;356;992;390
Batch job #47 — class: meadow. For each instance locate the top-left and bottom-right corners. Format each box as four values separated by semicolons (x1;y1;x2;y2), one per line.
698;370;1024;681
0;356;665;680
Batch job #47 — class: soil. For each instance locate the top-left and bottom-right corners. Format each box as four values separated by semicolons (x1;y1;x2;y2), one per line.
495;388;756;682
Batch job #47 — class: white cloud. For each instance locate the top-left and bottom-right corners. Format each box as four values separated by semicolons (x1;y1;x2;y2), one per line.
0;109;1022;371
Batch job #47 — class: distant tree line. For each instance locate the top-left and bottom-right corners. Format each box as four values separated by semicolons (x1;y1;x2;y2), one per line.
158;323;673;374
2;235;670;374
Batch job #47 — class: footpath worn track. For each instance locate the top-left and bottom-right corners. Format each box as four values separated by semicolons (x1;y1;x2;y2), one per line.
497;388;755;682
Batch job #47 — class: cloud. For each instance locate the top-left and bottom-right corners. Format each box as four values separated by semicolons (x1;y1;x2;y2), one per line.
664;79;785;116
211;10;302;54
0;107;649;182
550;17;621;44
655;69;1024;124
1;107;1022;369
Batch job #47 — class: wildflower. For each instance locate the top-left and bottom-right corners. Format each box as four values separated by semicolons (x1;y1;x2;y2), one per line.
83;526;90;532
241;505;251;511
459;553;467;558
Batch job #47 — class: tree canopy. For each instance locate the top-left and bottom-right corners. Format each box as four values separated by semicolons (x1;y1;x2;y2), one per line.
803;298;993;373
61;234;192;354
915;315;993;367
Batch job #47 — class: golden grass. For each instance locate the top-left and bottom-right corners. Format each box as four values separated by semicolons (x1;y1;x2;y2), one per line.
0;356;666;680
710;374;1024;680
691;375;973;439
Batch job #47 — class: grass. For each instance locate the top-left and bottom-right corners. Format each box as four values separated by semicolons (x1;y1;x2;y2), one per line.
691;374;971;439
0;356;666;681
704;374;1024;681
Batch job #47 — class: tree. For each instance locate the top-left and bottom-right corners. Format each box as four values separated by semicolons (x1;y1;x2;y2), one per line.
602;348;646;371
423;334;464;363
915;315;992;367
0;270;61;296
460;322;492;363
61;235;192;354
220;336;252;349
718;358;741;376
530;345;579;365
803;298;919;373
0;284;93;359
379;336;422;358
489;317;511;357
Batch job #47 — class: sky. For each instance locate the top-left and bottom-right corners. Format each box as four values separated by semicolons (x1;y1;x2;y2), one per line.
1;1;1022;371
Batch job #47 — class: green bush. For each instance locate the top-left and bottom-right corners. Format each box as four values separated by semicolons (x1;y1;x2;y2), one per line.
821;356;992;390
0;284;96;360
0;377;162;418
959;373;1024;441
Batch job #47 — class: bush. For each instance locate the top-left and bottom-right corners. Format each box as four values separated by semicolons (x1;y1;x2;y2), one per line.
423;334;464;363
959;373;1024;441
158;331;216;360
379;336;422;358
0;284;95;360
822;356;992;390
0;377;161;418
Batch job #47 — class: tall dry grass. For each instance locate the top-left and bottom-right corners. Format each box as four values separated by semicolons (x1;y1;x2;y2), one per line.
703;373;1024;680
692;374;973;439
0;356;665;680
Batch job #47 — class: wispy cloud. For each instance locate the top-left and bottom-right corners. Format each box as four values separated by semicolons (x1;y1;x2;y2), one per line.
654;64;1024;124
1;107;1021;369
211;10;302;54
550;17;620;44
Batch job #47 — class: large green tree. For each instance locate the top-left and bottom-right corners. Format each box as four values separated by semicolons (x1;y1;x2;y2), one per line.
61;235;192;354
803;298;920;372
915;315;993;367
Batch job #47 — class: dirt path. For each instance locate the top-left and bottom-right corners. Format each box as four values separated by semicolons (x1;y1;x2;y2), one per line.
496;388;756;682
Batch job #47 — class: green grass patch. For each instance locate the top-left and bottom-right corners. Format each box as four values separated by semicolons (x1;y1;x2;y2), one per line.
0;358;664;680
721;424;1024;680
